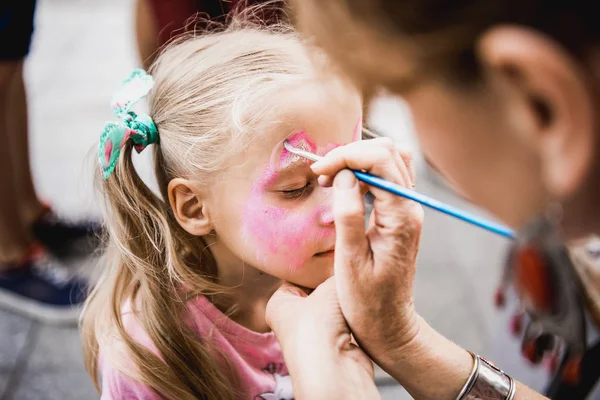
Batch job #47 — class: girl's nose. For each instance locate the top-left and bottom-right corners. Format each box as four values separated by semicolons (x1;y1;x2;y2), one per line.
320;208;334;225
318;186;334;225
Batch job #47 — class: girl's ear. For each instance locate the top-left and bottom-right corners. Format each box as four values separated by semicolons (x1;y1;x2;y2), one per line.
168;178;214;236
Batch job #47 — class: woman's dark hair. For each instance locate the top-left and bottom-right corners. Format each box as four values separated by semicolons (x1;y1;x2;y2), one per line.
295;0;600;86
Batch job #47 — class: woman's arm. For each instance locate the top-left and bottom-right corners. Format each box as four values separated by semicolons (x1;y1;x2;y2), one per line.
382;315;547;400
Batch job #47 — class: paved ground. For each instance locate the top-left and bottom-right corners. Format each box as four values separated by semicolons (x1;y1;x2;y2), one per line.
0;0;551;398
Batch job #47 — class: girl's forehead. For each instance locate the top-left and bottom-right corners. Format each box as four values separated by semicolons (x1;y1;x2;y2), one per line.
248;108;361;172
222;82;362;180
260;82;362;145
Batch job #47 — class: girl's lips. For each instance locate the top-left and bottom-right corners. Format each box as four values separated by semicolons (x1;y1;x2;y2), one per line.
315;249;335;258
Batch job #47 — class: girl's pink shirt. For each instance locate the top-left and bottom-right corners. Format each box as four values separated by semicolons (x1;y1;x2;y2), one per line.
100;295;293;399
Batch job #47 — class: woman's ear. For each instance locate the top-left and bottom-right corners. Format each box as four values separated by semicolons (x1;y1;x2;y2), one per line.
477;25;596;199
168;178;214;236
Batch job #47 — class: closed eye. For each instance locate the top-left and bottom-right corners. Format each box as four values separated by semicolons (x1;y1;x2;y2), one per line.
279;182;312;200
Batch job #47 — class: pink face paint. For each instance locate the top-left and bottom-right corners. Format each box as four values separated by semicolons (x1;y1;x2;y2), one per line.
271;123;362;171
282;130;317;165
242;164;334;272
270;131;317;171
318;143;341;157
243;129;356;271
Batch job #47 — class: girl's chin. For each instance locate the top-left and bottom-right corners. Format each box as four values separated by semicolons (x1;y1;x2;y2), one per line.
288;267;334;290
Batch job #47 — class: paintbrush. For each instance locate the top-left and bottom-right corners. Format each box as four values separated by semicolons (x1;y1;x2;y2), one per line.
283;140;515;239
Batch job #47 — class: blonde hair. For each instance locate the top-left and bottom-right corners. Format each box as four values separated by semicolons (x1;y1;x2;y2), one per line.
81;21;333;400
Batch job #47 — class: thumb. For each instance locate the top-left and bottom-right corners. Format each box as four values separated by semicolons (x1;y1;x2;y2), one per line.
265;282;307;330
333;170;370;278
276;281;310;299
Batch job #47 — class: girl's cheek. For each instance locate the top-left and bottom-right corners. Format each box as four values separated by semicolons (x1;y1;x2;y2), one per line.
242;183;332;271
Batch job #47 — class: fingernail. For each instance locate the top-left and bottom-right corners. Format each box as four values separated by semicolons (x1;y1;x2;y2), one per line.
317;175;331;187
310;160;323;171
334;170;357;189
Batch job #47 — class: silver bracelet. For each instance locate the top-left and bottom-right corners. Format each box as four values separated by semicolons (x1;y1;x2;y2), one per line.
455;351;515;400
455;351;478;399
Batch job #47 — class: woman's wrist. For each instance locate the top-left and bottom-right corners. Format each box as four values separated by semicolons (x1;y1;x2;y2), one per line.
380;315;473;400
378;315;549;400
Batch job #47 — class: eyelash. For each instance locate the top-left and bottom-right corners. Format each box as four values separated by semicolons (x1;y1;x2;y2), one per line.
279;182;312;200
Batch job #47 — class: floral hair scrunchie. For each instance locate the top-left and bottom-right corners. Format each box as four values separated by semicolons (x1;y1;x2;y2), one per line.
98;69;158;179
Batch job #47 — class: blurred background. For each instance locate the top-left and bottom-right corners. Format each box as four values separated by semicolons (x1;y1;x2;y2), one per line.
0;0;551;398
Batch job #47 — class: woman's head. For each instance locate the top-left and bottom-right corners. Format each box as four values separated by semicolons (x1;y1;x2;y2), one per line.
84;22;360;400
293;0;600;238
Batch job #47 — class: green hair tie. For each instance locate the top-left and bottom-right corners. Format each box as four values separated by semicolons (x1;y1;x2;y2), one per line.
98;69;158;179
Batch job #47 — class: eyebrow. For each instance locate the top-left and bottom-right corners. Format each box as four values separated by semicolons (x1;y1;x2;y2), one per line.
276;157;311;175
275;132;315;171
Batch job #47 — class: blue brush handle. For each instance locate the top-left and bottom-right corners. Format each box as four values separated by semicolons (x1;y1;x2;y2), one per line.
353;170;515;239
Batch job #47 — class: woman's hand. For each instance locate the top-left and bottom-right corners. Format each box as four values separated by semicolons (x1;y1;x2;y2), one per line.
311;138;424;370
269;138;547;400
266;277;379;400
313;138;476;400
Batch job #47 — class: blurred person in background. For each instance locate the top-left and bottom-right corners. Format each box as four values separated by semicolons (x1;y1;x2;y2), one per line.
0;2;100;323
135;0;284;69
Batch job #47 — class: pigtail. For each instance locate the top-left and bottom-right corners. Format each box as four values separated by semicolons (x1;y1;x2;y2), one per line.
82;142;235;400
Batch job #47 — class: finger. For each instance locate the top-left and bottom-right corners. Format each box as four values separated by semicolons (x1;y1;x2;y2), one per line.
359;182;370;196
310;276;337;300
332;139;414;189
310;137;386;169
318;174;333;187
265;282;307;330
313;138;395;174
390;146;412;190
278;281;310;298
396;147;416;187
314;141;415;213
320;175;370;195
312;140;409;189
333;170;371;280
348;344;375;378
367;205;376;229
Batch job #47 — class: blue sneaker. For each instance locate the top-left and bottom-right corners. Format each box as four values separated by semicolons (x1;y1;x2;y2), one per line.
0;252;88;325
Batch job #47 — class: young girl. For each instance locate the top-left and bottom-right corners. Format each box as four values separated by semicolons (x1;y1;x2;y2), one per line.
82;22;363;400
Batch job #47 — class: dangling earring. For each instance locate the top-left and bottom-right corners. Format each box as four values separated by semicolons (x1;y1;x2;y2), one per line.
496;202;586;385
